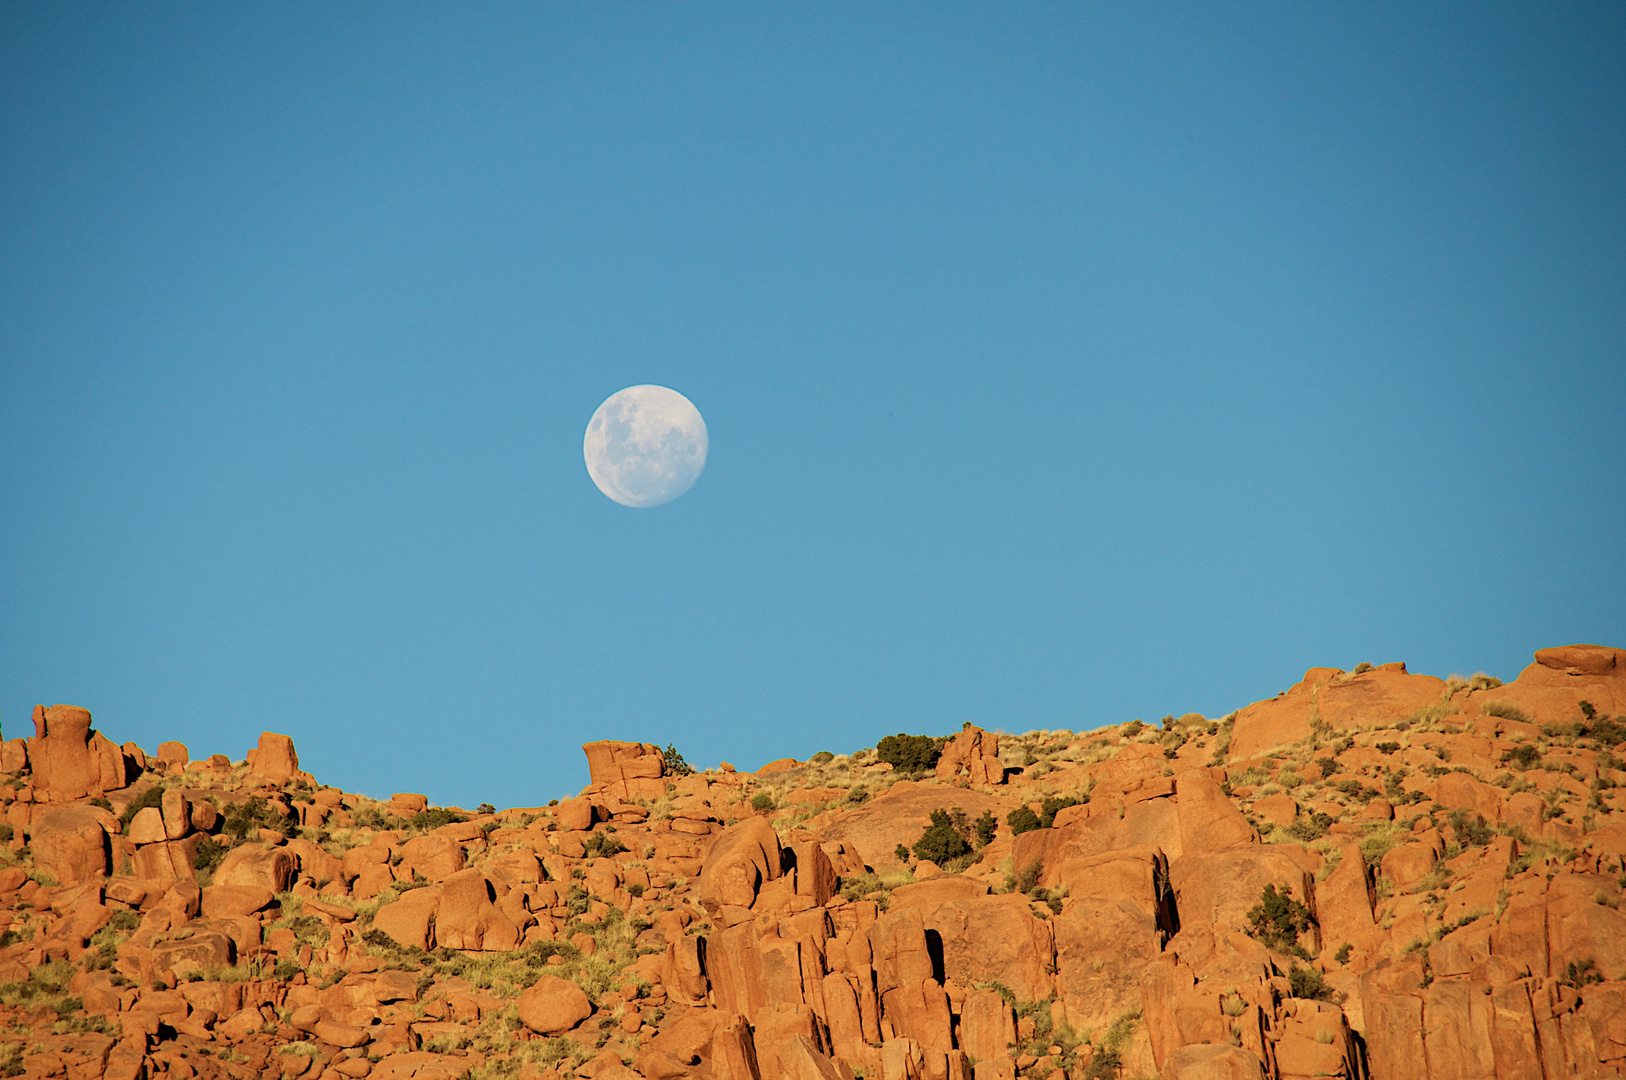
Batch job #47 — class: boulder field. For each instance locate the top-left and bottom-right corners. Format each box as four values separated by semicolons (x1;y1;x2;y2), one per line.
1;645;1625;1080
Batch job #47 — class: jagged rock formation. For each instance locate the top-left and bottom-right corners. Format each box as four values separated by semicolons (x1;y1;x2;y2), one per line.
1;644;1625;1080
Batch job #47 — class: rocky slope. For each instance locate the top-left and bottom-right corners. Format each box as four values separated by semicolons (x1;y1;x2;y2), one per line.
4;644;1626;1080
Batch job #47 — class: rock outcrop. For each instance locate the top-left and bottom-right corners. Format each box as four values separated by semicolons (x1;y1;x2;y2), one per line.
0;643;1623;1080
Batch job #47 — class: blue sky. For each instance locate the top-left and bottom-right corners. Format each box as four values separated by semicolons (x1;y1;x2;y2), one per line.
3;4;1622;810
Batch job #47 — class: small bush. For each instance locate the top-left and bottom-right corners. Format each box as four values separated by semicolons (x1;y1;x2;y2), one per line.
1448;810;1494;848
222;796;290;840
1502;744;1542;771
1038;795;1082;828
1007;807;1041;836
1014;859;1043;894
846;786;870;804
1287;812;1334;843
1333;943;1352;964
1375;742;1401;756
1315;757;1341;779
661;744;694;777
475;803;496;815
408;808;467;830
750;793;775;813
810;751;835;765
875;734;943;774
974;810;997;846
912;809;971;865
193;836;227;876
1246;884;1315;957
1288;964;1333;1001
582;830;628;859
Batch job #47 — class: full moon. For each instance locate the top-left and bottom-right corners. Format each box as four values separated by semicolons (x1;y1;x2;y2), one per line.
583;385;709;508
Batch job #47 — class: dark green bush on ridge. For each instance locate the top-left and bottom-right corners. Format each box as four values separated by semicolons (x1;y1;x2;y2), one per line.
876;734;943;774
662;744;694;777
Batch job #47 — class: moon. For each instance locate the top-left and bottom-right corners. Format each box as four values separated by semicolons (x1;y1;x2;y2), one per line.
583;385;709;508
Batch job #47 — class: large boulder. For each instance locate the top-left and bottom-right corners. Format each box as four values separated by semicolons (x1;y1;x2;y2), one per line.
213;844;297;893
372;887;442;951
934;726;1004;786
1170;846;1321;951
518;974;592;1034
30;804;119;886
27;705;129;800
400;833;465;882
246;732;300;785
699;817;783;913
435;869;521;952
582;740;666;801
924;894;1054;1002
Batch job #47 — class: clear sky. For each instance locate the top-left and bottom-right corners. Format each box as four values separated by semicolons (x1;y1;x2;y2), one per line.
3;5;1623;810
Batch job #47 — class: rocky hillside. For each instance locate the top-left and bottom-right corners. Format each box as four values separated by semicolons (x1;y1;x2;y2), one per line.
4;644;1626;1080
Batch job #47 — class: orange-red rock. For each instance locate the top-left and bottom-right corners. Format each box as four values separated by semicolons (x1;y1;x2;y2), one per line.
518;974;593;1033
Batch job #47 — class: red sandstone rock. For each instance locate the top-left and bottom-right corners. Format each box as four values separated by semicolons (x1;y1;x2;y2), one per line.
934;726;1004;786
28;704;129;800
373;886;442;951
700;817;783;913
246;731;299;785
30;803;119;885
519;974;593;1033
583;740;667;800
436;868;521;951
213;843;296;892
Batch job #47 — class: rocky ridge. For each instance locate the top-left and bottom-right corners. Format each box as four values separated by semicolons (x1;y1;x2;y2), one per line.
3;644;1626;1080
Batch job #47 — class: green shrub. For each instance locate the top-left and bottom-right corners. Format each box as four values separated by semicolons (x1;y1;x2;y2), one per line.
1333;943;1352;964
475;803;496;815
222;797;290;840
408;808;467;830
1544;715;1626;747
1288;964;1333;1001
974;810;997;846
582;830;628;858
661;744;694;777
1375;742;1401;756
875;734;942;774
1448;810;1494;848
750;793;775;813
192;836;227;876
1287;812;1334;843
846;786;870;805
912;809;971;865
810;751;835;765
1316;757;1341;779
1038;796;1082;828
1246;884;1315;957
1007;807;1041;836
